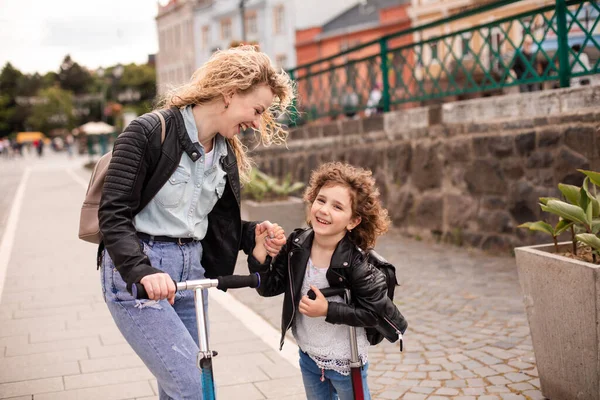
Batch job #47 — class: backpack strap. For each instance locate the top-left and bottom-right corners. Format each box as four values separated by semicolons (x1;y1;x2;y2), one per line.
152;110;166;144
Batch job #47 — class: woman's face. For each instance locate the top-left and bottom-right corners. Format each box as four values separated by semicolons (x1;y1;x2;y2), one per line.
220;84;274;139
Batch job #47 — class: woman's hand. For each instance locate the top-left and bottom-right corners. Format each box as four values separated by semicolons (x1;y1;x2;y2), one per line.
299;285;328;318
256;221;286;257
140;273;176;305
253;227;269;264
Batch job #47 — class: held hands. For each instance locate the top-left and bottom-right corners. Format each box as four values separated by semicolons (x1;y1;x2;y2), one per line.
253;221;286;263
299;285;328;318
140;273;176;305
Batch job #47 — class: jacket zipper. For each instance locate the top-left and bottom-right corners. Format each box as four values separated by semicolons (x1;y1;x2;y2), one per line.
280;251;295;350
383;316;404;352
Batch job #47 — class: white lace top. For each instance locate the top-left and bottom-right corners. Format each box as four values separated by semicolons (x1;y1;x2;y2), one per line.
292;258;369;375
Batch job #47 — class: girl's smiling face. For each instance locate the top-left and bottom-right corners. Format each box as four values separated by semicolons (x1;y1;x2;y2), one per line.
310;184;361;240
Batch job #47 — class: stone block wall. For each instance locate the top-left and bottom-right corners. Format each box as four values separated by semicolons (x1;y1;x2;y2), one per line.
247;85;600;252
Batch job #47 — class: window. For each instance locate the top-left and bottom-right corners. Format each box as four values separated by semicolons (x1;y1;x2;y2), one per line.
221;18;232;40
430;42;438;60
276;54;287;68
202;25;210;49
245;11;258;35
462;35;471;56
273;5;285;34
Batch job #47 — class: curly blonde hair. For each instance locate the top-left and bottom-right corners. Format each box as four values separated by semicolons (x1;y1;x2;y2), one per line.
303;162;391;250
156;45;295;183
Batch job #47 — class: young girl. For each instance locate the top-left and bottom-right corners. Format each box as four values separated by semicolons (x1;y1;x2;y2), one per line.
250;162;408;400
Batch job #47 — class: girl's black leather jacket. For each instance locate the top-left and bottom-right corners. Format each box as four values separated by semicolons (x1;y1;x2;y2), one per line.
248;228;408;350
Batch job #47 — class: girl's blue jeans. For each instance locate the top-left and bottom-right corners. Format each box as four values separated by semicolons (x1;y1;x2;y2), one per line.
101;239;208;400
299;350;371;400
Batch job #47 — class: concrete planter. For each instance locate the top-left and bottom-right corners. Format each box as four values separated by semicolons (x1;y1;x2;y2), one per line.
514;242;600;400
241;196;307;237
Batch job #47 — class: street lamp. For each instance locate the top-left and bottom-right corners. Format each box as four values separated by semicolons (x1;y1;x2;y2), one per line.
240;0;247;43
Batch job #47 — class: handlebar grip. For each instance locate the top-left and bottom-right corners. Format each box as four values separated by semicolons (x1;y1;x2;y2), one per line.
132;283;148;299
217;273;260;290
307;287;346;300
131;279;178;300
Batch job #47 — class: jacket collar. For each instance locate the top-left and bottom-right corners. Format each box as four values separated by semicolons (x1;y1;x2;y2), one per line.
292;228;355;269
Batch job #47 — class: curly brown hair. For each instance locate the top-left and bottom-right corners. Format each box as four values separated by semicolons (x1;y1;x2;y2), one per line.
303;162;390;250
155;45;295;183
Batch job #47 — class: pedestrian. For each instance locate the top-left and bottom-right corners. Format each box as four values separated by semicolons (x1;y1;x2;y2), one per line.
65;134;74;157
98;45;294;400
36;139;44;157
249;162;408;400
512;38;540;93
365;83;382;117
341;86;360;119
569;44;592;87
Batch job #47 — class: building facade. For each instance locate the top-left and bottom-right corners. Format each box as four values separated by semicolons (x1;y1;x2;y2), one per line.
155;0;197;95
295;0;412;66
155;0;352;95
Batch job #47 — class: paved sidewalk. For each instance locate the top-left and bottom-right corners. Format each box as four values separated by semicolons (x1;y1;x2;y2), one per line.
231;214;545;399
0;154;304;400
0;154;547;400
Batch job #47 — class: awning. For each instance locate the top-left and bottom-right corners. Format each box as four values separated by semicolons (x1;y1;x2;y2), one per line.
78;121;116;136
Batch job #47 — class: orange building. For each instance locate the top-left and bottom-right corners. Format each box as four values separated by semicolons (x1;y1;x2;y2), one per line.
293;0;413;120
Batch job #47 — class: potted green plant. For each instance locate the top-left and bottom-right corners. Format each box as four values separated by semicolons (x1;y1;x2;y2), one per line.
241;168;307;236
516;169;600;400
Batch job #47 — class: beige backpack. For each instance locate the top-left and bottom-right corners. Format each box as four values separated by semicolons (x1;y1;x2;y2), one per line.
78;111;166;244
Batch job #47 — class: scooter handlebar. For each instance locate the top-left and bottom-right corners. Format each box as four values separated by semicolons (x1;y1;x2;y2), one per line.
307;287;346;300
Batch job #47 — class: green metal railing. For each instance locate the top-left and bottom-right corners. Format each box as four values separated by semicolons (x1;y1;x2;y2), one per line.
286;0;600;123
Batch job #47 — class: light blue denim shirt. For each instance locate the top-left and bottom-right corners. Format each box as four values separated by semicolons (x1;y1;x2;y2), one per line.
134;105;228;240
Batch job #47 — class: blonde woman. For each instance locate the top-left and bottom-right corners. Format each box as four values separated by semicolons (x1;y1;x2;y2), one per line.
98;46;294;399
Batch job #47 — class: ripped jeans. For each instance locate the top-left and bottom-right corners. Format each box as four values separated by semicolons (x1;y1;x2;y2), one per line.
101;239;208;400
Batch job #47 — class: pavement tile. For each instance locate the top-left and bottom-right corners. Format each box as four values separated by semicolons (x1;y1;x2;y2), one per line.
435;388;459;395
217;383;265;400
410;386;435;394
63;366;153;390
522;390;545;399
33;380;154;400
0;377;63;398
508;382;535;391
504;372;530;383
0;361;80;384
254;376;305;399
5;337;101;357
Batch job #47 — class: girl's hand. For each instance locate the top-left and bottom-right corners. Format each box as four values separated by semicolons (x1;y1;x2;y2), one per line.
299;285;328;318
140;273;176;305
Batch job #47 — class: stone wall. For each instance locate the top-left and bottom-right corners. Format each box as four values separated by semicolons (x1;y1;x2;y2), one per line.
247;85;600;252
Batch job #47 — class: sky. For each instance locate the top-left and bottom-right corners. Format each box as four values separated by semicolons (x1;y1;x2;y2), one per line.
0;0;168;75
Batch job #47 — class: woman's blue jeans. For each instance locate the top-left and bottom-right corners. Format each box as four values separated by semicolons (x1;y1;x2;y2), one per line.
101;239;208;400
299;350;371;400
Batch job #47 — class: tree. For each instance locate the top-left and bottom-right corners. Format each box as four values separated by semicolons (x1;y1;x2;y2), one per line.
58;55;93;94
0;63;24;137
0;62;23;99
26;87;75;133
115;63;157;116
17;73;44;97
